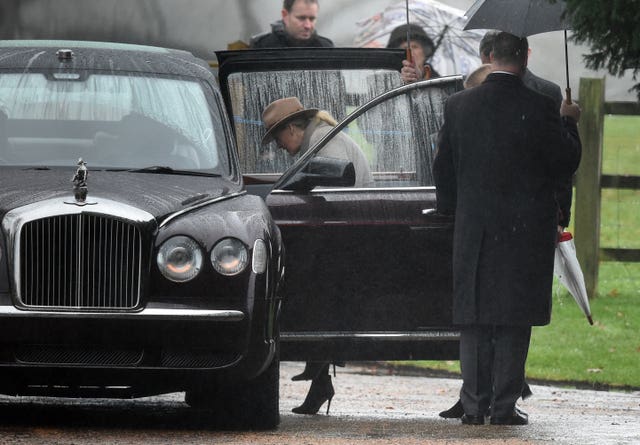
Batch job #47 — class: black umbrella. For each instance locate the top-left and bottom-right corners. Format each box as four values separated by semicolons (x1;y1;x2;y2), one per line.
463;0;573;102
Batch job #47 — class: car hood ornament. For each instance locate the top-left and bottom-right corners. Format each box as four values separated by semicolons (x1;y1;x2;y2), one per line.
65;158;97;206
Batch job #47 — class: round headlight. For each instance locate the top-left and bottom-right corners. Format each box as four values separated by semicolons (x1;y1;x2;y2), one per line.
157;236;203;282
210;238;248;276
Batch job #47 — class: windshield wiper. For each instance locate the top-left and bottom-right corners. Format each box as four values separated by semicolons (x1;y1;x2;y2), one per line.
122;166;221;177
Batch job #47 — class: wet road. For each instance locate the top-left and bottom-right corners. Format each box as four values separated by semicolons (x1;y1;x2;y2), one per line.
0;362;638;444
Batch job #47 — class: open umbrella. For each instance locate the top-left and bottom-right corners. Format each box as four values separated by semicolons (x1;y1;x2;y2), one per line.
462;0;573;102
354;0;484;77
553;231;594;325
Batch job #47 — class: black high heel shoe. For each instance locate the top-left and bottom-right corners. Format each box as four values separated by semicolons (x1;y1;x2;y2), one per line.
291;373;335;415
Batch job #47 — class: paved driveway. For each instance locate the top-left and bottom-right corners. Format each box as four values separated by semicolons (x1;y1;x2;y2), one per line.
0;362;637;444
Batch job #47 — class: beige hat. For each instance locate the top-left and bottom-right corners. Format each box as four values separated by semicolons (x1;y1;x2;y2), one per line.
261;97;318;145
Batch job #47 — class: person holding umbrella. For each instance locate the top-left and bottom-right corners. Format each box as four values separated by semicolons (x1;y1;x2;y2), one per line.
433;32;582;426
386;23;440;83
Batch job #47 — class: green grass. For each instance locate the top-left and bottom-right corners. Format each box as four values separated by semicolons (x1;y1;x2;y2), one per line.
602;115;640;176
600;115;640;249
391;115;640;389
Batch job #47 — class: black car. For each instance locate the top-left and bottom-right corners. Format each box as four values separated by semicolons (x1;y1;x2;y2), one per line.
0;40;360;429
0;41;462;429
216;48;462;361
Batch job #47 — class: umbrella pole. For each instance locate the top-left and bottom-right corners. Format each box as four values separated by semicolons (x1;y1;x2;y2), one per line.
564;29;571;104
405;0;412;63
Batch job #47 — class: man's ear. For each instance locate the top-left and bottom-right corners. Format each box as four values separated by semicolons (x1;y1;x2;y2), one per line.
281;8;288;21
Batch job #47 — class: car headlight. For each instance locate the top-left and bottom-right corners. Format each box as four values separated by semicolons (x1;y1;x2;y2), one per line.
157;236;203;282
210;238;248;276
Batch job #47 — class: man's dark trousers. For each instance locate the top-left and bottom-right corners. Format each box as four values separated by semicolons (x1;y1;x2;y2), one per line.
459;325;532;417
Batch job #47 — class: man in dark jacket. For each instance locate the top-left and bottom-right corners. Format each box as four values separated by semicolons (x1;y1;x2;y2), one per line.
433;32;582;426
249;0;333;48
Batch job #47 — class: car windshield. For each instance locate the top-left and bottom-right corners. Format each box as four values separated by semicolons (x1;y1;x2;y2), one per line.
0;72;230;174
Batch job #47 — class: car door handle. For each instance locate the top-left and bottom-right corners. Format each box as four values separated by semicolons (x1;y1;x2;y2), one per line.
422;208;437;216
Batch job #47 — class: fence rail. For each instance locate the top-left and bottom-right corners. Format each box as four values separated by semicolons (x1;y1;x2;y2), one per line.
575;78;640;298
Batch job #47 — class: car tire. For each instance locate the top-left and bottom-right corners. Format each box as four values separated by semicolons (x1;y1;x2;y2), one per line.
185;351;280;430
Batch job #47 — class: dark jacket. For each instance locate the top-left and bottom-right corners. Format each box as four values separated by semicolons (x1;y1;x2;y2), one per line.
433;72;581;326
523;69;562;110
523;68;572;227
249;20;334;48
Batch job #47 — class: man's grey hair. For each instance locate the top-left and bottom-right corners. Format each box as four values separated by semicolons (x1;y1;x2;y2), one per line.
283;0;319;12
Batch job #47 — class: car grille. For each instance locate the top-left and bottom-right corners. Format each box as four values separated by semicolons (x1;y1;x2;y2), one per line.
18;214;142;309
15;345;143;366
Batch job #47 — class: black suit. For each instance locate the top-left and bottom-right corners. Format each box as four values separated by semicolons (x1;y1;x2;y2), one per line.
433;72;581;417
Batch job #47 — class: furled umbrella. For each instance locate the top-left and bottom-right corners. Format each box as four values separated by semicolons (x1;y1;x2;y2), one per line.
463;0;573;102
553;231;594;325
354;0;484;77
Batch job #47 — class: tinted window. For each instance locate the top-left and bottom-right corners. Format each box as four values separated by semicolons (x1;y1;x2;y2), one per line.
227;69;402;175
278;79;460;189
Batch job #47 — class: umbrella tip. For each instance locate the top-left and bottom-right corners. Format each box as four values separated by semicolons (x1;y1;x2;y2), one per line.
587;315;594;325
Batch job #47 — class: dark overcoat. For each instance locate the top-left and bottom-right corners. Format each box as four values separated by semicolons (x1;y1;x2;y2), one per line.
433;73;581;326
249;20;334;48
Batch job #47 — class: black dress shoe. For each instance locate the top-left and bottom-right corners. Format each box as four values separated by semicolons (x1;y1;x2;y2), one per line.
490;409;529;425
439;400;464;418
461;414;485;425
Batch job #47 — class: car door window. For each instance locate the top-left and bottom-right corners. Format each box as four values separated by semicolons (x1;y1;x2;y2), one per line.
226;69;402;177
276;77;463;190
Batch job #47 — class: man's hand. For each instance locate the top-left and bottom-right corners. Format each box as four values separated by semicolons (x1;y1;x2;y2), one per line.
401;59;423;84
560;99;581;123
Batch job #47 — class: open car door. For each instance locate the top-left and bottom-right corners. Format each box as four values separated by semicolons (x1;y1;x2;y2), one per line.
216;48;463;361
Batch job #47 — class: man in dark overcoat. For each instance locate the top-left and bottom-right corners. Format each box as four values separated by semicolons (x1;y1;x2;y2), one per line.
433;32;582;426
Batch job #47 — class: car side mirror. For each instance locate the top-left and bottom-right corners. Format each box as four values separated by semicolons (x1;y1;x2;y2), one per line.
281;156;355;191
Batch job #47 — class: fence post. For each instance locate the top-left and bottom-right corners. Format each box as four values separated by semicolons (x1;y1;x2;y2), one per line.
574;77;605;299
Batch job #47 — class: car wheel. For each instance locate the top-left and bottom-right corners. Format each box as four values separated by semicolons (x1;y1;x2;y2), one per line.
185;352;280;430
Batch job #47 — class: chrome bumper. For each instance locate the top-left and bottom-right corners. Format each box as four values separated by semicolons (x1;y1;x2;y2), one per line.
0;306;245;321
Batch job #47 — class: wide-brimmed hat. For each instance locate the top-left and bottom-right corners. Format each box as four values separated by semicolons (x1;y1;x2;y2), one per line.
261;97;318;145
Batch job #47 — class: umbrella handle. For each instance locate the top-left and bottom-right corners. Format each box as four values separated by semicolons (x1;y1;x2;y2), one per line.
406;47;413;64
565;87;572;104
424;64;432;80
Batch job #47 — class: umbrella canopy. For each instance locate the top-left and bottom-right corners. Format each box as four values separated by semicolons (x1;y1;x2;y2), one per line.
354;0;484;77
463;0;573;101
553;232;594;325
463;0;570;38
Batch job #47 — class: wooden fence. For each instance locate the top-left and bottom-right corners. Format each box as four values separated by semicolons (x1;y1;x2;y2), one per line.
574;77;640;298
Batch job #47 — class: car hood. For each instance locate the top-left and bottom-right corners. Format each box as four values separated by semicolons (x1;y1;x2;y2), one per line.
0;168;242;220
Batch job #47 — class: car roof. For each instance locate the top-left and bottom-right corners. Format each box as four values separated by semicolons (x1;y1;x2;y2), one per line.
0;39;214;80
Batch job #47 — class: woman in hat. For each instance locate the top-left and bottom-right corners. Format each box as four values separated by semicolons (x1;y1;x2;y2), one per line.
386;23;440;83
261;97;373;415
261;96;374;188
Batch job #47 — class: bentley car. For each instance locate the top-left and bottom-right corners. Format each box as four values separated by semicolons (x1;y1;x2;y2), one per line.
0;41;293;429
216;48;462;362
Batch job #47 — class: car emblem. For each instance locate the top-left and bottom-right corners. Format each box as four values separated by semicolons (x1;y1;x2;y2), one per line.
65;158;97;206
